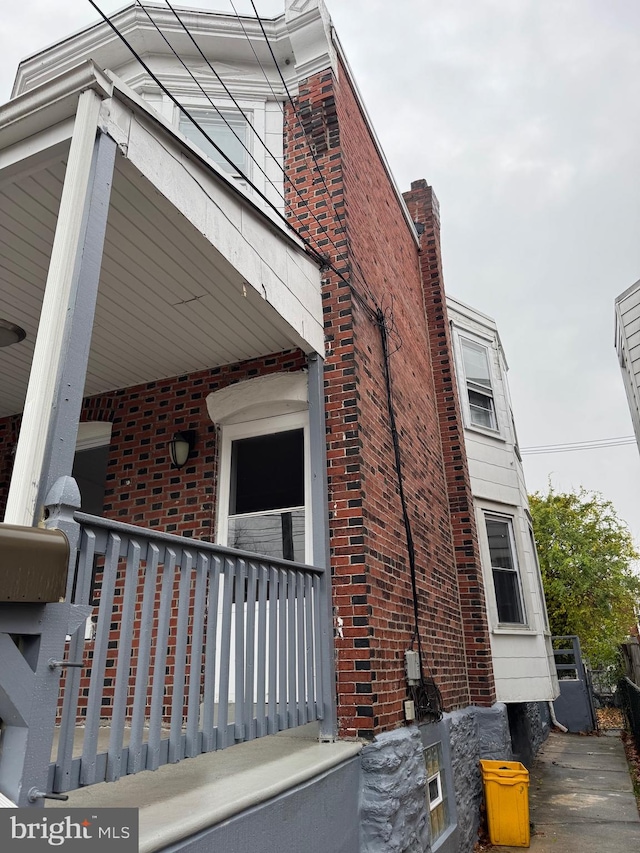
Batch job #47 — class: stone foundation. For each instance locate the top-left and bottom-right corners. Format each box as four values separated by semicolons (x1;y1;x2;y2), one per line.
359;727;429;853
359;704;513;853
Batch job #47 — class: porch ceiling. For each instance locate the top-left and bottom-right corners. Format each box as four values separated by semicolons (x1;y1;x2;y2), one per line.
0;145;304;420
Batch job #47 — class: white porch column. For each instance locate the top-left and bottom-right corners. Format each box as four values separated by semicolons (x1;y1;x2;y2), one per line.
5;89;112;526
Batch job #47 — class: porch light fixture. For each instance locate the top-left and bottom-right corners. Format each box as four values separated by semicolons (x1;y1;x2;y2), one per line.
0;319;26;348
168;431;196;469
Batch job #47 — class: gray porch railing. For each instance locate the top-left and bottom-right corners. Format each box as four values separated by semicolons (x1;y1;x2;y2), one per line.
49;511;328;793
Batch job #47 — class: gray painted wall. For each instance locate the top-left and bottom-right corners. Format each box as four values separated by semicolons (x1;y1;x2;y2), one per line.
448;708;481;853
476;703;513;760
160;757;360;853
158;702;540;853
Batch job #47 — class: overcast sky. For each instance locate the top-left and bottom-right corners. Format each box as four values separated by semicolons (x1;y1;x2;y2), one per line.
2;1;640;538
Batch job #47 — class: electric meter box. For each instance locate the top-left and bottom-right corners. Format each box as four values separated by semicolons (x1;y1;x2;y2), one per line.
405;649;421;681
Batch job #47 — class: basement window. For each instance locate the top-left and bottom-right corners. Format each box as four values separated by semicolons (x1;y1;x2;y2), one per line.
424;743;449;842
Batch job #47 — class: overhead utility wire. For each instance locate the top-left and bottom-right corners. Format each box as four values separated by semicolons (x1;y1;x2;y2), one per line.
225;0;340;219
228;0;285;108
245;3;438;710
242;0;380;319
89;0;380;316
149;1;349;269
88;0;334;274
246;0;352;229
229;0;351;250
523;435;635;450
378;306;442;718
139;0;345;270
134;1;284;202
521;436;636;455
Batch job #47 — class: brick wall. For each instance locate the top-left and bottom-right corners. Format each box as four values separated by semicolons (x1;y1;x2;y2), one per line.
0;351;307;723
0;351;306;531
285;59;483;737
403;179;496;706
1;66;496;736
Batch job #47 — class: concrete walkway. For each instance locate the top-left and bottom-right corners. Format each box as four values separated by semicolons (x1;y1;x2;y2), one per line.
498;731;640;852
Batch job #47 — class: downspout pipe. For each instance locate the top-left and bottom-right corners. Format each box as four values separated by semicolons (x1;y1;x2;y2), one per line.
548;702;568;733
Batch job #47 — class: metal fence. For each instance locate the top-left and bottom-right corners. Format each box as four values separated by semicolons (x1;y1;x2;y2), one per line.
619;677;640;751
590;669;618;702
49;512;328;793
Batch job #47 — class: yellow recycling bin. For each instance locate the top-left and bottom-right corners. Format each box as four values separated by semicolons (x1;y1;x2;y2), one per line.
480;759;530;847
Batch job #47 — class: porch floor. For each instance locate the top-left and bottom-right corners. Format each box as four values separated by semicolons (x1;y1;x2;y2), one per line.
47;724;362;853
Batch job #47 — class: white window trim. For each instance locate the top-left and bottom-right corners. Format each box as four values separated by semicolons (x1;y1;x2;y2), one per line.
76;422;112;452
427;770;444;810
216;411;312;564
178;105;253;180
461;336;497;431
483;512;528;628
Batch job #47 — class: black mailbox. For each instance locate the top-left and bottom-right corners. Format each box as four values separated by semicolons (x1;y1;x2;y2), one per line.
0;524;69;602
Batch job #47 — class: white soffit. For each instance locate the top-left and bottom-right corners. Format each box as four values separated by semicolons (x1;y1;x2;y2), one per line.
0;82;323;419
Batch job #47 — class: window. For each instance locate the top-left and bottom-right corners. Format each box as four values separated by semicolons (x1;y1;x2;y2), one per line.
73;423;112;516
179;109;249;176
460;338;497;430
424;743;449;842
228;428;305;561
485;516;525;624
217;413;310;563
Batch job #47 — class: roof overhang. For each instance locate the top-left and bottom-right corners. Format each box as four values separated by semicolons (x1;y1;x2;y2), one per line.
0;63;323;419
12;4;296;99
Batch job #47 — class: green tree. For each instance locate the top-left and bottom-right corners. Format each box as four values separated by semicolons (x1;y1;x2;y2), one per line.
529;487;640;669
